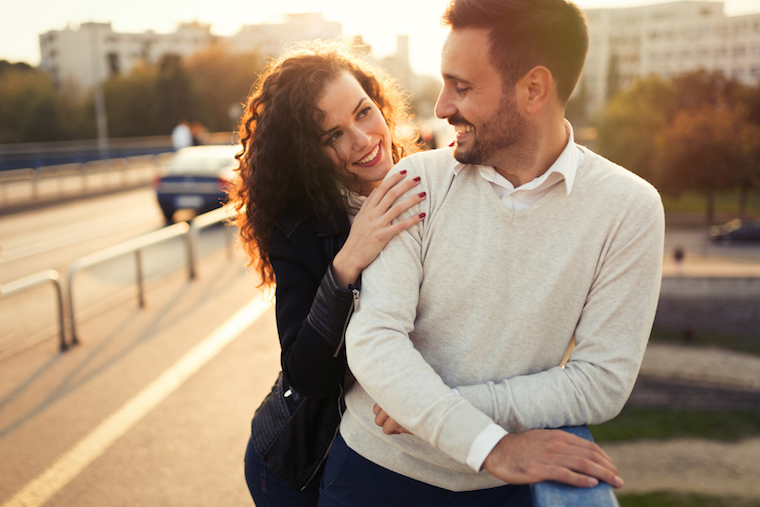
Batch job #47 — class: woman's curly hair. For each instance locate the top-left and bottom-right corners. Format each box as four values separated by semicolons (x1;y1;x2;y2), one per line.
228;39;416;287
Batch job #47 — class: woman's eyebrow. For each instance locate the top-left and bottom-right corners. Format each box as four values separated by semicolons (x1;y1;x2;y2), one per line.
324;97;369;136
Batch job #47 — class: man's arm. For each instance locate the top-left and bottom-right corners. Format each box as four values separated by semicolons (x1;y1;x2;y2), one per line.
454;196;665;432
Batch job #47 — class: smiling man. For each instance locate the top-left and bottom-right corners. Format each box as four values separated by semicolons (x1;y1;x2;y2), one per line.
317;1;665;506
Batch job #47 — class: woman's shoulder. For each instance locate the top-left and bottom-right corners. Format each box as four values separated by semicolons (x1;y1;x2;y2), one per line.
274;206;349;241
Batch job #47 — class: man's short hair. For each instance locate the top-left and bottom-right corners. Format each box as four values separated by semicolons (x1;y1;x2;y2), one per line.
442;0;589;104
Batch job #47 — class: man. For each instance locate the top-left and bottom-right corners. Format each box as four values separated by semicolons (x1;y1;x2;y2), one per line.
318;0;664;505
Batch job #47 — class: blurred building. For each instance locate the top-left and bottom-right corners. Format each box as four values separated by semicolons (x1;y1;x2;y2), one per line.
577;1;760;118
38;14;342;93
38;21;214;92
233;13;341;56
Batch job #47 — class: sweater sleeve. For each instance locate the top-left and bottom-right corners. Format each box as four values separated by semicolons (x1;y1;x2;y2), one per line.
270;223;354;399
456;192;665;432
345;161;496;465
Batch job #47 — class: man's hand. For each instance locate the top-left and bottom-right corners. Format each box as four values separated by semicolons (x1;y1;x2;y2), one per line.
373;404;412;435
483;430;624;489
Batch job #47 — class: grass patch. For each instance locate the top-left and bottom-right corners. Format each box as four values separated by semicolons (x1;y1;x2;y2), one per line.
618;491;760;507
662;190;760;215
650;327;760;356
592;407;760;443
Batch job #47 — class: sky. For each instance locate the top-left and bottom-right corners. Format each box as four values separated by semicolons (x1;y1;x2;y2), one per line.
1;0;760;76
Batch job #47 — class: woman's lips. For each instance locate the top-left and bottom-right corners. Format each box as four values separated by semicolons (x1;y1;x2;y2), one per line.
354;142;382;167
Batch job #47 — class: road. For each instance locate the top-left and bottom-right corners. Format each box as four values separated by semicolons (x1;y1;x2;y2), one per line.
0;190;275;506
0;189;232;359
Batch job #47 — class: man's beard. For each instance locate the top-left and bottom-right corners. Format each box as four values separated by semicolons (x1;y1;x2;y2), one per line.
451;92;527;167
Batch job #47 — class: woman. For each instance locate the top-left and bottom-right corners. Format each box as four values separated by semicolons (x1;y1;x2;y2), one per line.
229;41;426;506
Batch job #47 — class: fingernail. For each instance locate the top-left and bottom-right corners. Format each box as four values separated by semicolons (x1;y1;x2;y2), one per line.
587;478;598;487
418;192;426;198
614;476;624;488
418;212;426;219
448;140;456;147
400;169;407;175
413;176;421;182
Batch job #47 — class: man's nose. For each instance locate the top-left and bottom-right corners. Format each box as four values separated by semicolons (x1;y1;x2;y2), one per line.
434;88;455;119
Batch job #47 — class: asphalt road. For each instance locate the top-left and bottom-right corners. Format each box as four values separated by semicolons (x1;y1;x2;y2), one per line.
0;241;274;506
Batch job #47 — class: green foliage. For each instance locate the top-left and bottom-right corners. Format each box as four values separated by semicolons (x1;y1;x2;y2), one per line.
185;45;265;132
595;70;760;224
1;47;266;143
592;407;760;443
0;66;91;143
650;327;760;356
618;491;760;507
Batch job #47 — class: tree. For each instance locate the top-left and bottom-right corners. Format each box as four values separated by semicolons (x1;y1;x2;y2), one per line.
655;104;752;225
594;76;676;182
0;67;90;143
185;45;265;132
103;63;161;137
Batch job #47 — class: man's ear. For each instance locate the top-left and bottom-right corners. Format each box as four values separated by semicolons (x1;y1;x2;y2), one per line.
517;66;553;116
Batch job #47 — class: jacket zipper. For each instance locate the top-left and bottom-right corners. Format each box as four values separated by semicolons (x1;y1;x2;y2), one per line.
333;287;360;357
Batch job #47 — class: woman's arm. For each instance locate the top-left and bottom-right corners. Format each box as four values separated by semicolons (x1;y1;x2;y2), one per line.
273;170;427;398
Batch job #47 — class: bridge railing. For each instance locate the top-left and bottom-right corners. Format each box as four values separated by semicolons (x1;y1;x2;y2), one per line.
0;153;172;210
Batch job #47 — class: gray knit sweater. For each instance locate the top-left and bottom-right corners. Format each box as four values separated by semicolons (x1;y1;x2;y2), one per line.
341;146;664;491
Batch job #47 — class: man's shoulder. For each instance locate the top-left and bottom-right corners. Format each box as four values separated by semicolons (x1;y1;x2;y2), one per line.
396;147;458;176
578;147;661;204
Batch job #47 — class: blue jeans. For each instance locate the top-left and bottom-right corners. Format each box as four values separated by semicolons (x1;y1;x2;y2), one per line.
244;433;320;507
318;433;532;507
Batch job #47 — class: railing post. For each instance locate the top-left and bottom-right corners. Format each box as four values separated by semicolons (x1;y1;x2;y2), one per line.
186;223;197;280
135;249;145;308
0;270;68;351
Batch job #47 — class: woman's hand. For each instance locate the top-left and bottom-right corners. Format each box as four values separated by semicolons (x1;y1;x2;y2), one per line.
373;404;412;435
332;170;426;288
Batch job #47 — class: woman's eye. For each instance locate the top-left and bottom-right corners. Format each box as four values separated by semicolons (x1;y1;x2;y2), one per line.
324;131;342;145
357;106;372;119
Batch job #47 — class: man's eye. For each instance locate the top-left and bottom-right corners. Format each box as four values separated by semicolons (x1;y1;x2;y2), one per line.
455;86;470;94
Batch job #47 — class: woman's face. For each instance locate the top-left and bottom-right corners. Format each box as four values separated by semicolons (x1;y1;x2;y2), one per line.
317;72;394;196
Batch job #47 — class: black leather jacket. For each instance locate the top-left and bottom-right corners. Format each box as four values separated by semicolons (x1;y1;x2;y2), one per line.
269;208;356;399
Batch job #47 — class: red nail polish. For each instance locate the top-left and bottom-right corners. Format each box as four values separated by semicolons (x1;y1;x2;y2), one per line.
413;176;421;182
418;192;426;198
400;169;407;175
418;212;426;219
448;140;456;147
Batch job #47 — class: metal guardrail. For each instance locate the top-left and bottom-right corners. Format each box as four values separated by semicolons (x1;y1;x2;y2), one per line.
66;206;237;345
0;153;172;208
0;270;67;351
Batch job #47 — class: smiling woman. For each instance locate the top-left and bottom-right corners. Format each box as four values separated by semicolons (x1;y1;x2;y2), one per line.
226;40;425;507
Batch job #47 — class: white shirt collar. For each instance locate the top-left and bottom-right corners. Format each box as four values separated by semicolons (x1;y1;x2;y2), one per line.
452;119;582;196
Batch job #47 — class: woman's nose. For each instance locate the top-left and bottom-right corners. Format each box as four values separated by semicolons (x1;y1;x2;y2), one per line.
351;127;372;150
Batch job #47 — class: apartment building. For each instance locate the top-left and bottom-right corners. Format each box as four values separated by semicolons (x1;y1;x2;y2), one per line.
579;1;760;117
38;14;341;93
38;21;214;91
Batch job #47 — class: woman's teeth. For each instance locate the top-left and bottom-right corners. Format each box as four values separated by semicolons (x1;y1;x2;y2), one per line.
454;125;474;134
356;144;380;165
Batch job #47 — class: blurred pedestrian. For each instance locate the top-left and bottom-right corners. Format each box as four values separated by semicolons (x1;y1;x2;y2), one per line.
191;121;207;146
171;119;192;150
228;40;422;507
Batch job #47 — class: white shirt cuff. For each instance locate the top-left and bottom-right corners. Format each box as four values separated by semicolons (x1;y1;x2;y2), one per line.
465;423;508;472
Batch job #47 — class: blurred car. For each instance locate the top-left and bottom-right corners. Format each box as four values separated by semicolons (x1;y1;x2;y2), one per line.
708;219;760;243
153;145;240;223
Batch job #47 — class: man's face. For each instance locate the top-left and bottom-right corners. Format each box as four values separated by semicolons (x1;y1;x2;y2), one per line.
435;28;527;169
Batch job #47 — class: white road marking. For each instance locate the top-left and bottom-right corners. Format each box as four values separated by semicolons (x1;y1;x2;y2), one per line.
1;297;270;507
